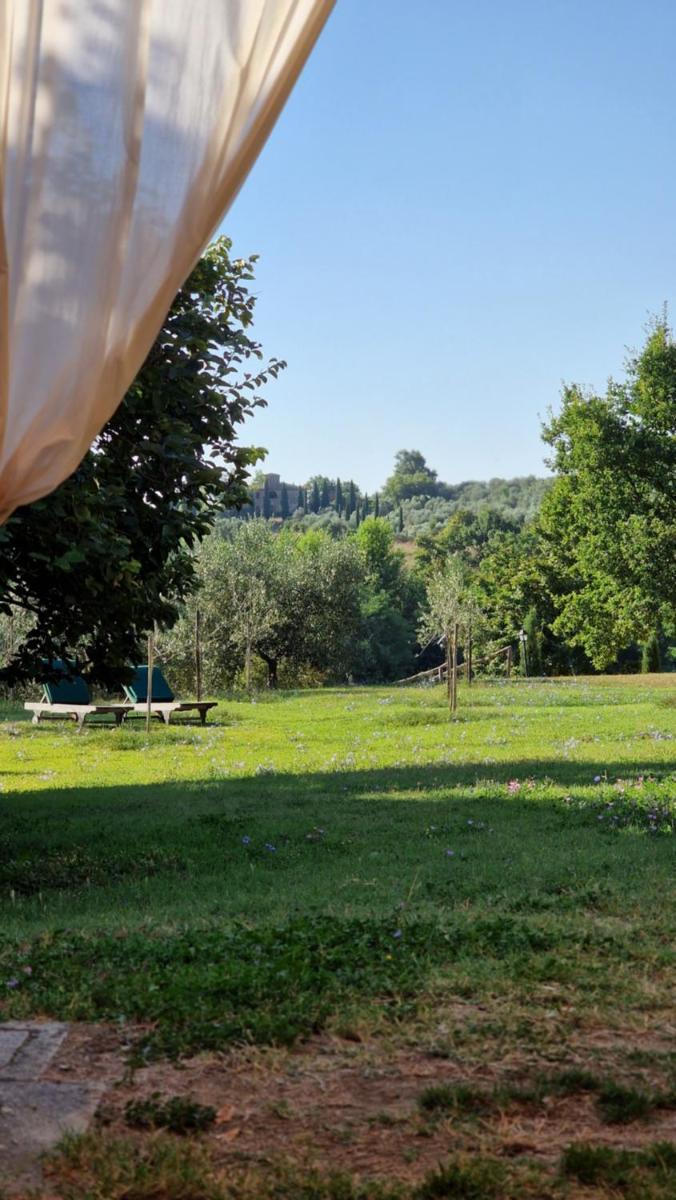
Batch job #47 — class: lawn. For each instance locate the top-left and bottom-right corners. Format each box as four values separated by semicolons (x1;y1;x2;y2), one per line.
1;676;675;1197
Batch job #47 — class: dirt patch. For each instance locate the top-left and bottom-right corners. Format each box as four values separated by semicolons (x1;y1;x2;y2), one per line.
44;1020;676;1186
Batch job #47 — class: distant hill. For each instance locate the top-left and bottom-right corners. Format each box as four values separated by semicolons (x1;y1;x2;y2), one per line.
232;471;552;539
389;476;552;538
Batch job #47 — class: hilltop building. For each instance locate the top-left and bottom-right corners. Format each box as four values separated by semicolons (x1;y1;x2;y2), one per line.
250;473;302;517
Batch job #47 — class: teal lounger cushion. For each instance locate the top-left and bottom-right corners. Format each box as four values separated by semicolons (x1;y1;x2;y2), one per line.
43;659;91;706
125;666;175;704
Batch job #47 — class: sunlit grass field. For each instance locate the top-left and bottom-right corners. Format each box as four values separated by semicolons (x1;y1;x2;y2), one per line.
0;676;674;1063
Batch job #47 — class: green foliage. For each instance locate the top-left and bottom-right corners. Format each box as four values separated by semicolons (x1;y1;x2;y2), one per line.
643;630;662;673
540;318;676;669
561;1141;676;1195
415;1157;506;1199
124;1093;216;1134
383;450;439;504
0;237;281;689
418;1083;492;1116
161;522;364;688
47;1132;223;1200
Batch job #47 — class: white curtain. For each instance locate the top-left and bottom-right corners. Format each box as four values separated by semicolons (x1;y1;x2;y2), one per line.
0;0;333;522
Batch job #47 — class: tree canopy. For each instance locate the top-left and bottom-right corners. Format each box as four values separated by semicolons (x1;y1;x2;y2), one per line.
539;318;676;668
0;237;283;687
382;449;439;504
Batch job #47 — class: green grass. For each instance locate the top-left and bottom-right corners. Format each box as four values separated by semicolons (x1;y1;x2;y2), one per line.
0;678;674;1060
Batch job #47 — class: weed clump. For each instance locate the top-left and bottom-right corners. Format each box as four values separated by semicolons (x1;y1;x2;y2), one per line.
124;1093;216;1134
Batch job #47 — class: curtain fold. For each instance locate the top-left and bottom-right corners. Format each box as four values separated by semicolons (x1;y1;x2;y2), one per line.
0;0;333;522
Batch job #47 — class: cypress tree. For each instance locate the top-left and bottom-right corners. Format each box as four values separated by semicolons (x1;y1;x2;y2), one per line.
347;480;356;518
362;494;370;518
311;479;320;513
320;478;330;509
355;501;361;526
374;492;380;517
335;478;343;515
398;504;404;533
280;482;289;519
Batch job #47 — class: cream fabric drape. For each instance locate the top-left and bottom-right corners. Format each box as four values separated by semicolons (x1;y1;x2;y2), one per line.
0;0;333;522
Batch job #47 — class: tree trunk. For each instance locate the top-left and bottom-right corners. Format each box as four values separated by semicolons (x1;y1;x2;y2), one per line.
259;651;278;689
467;621;473;687
245;640;252;692
445;633;452;710
506;645;512;678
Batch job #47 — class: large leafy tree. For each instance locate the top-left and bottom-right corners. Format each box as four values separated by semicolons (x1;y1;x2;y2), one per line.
382;449;439;504
0;237;283;688
352;517;420;681
540;318;676;668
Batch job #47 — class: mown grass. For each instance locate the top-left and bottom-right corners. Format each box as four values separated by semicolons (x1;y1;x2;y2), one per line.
0;677;674;1063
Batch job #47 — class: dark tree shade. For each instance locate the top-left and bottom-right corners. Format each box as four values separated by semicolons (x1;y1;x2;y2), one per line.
0;237;283;687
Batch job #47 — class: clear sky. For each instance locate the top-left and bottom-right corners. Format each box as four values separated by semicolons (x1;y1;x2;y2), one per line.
222;0;676;493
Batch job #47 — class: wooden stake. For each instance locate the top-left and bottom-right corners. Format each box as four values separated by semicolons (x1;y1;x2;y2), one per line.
451;622;459;713
506;645;512;678
146;628;155;734
467;621;473;687
195;608;202;702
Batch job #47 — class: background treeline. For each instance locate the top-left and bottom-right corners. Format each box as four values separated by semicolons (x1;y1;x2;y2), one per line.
245;462;550;539
0;238;673;692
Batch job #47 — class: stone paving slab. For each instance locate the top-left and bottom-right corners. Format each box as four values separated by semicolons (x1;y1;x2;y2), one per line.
0;1023;103;1190
0;1030;29;1072
0;1078;105;1187
0;1022;69;1080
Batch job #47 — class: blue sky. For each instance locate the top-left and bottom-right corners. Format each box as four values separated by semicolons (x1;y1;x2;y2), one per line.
223;0;676;492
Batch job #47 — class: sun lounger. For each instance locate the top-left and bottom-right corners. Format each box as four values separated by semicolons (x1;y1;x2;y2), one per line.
24;660;128;732
122;666;217;726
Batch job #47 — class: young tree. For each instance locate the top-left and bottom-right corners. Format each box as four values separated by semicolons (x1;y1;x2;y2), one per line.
419;557;469;712
0;237;282;688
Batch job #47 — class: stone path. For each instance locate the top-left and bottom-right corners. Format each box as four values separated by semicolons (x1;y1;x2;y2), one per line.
0;1022;103;1190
